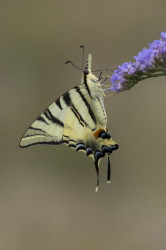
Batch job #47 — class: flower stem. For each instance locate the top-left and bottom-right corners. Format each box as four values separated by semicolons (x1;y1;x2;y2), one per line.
140;72;166;81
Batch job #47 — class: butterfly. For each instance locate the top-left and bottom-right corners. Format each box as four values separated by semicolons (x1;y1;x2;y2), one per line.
19;54;119;191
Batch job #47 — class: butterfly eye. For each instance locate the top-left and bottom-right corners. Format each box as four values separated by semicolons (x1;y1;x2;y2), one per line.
83;69;89;75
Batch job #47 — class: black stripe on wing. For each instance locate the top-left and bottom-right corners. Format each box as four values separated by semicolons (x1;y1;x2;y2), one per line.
29;126;46;133
43;109;64;127
37;116;49;125
71;105;88;127
74;86;97;123
56;98;63;110
83;72;93;98
20;140;64;148
63;91;88;127
63;91;71;106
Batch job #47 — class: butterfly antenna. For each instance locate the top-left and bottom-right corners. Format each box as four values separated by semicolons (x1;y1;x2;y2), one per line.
80;45;84;69
92;69;113;73
65;60;82;71
101;77;108;85
98;71;102;81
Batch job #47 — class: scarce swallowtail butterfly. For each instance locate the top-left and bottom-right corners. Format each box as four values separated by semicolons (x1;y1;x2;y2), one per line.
20;54;119;191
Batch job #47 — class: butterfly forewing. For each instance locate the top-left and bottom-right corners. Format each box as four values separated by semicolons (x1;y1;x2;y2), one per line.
19;85;95;148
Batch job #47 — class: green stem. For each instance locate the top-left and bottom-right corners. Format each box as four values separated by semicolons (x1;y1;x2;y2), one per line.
122;72;166;91
140;72;166;81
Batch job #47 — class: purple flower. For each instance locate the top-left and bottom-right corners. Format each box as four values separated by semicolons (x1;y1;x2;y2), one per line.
110;32;166;92
161;32;166;41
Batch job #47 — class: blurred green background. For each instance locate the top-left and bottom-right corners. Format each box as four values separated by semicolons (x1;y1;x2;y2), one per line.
1;0;166;249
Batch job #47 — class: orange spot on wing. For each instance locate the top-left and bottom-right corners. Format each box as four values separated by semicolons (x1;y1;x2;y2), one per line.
93;129;105;139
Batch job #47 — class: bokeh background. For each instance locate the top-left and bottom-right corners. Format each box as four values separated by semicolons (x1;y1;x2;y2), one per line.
1;1;166;249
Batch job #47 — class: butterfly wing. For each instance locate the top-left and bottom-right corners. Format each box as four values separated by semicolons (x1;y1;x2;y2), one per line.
62;85;119;191
20;84;118;190
19;87;77;147
19;84;98;146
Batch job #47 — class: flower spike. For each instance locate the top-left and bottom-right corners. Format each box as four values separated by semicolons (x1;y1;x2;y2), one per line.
110;32;166;92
